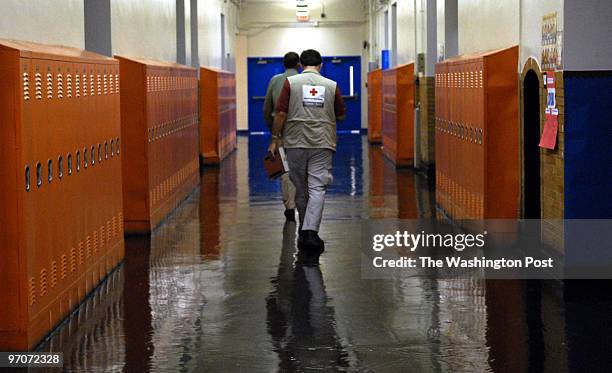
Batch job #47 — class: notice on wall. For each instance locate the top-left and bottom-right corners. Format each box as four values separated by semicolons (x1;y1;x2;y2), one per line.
539;71;559;149
541;12;563;70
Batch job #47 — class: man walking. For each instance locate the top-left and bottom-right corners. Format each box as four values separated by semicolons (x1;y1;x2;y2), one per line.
264;52;300;222
268;49;346;264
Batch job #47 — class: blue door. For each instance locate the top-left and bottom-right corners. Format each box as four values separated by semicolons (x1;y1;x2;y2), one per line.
321;56;361;132
247;57;285;134
248;55;362;133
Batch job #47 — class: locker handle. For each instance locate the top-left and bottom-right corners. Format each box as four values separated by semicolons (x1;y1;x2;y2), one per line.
252;96;266;100
36;162;42;187
67;154;73;175
25;166;30;192
47;160;53;183
58;156;63;179
342;95;359;100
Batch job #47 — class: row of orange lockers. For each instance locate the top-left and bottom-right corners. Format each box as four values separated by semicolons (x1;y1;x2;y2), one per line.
0;39;236;351
367;46;519;220
368;63;415;167
435;46;518;220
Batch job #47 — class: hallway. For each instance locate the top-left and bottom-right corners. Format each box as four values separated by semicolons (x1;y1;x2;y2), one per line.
31;135;605;373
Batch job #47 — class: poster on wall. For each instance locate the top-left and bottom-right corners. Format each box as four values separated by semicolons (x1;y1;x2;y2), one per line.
540;71;559;149
541;12;563;70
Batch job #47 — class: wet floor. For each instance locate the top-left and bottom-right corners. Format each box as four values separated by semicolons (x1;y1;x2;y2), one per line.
32;135;612;373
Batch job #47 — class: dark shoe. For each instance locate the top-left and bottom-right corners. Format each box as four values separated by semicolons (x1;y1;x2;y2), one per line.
284;209;296;222
298;230;325;253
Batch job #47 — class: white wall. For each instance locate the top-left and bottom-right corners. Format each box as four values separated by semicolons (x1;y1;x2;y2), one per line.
246;26;365;57
198;0;239;70
0;0;84;49
235;34;249;132
368;0;425;69
111;0;177;61
396;0;418;66
458;0;519;55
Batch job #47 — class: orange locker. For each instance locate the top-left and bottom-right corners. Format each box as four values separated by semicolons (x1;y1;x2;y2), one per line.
367;69;383;143
0;40;124;350
381;63;414;167
434;46;518;219
199;67;237;165
116;56;200;234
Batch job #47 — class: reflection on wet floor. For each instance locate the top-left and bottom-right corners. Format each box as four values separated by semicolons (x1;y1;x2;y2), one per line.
35;135;612;373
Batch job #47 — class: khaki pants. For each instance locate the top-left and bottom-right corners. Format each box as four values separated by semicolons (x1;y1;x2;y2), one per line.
281;172;296;210
286;148;333;232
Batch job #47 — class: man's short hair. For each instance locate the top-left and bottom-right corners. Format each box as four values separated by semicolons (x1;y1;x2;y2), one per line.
283;52;300;69
300;49;323;67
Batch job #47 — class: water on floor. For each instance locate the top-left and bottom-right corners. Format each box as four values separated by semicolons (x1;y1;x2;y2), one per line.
34;135;612;373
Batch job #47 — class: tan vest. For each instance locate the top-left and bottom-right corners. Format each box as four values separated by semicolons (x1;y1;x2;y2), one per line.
284;70;338;151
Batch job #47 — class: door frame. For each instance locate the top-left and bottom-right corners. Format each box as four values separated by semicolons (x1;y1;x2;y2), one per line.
519;57;544;219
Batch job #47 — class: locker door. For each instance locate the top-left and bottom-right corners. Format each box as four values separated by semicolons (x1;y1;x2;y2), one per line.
247;57;284;133
321;56;361;132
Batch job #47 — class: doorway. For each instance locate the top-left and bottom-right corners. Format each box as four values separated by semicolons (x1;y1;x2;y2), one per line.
523;70;541;219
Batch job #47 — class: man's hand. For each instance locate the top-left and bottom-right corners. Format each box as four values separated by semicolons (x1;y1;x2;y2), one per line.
268;137;282;156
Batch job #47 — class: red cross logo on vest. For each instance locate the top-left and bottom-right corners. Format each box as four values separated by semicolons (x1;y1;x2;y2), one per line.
309;88;318;96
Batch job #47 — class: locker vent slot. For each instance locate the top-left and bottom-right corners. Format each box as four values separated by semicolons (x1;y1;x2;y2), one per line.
29;277;36;305
86;236;92;259
61;254;67;280
39;269;47;297
67;74;73;97
51;261;57;288
35;73;42;100
78;242;84;266
57;73;63;98
75;74;81;97
46;73;53;99
93;230;98;256
23;72;30;100
70;247;77;273
100;225;105;247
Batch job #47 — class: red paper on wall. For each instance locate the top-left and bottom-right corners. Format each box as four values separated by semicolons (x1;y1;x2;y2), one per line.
539;109;559;149
539;71;558;149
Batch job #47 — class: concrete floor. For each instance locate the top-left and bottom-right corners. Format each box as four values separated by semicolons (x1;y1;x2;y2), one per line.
36;135;612;373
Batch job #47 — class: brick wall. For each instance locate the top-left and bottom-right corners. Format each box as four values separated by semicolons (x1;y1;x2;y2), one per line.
520;60;564;253
418;76;435;171
540;71;564;252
